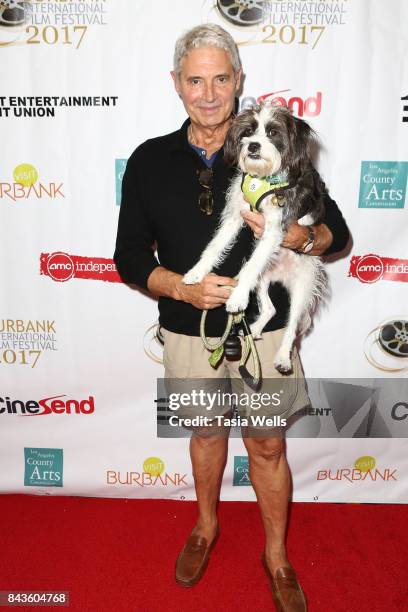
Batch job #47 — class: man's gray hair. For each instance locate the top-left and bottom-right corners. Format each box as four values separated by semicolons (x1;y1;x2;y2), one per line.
173;23;242;75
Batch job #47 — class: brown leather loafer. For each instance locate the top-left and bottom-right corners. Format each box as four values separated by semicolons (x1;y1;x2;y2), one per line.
175;528;220;587
261;553;307;611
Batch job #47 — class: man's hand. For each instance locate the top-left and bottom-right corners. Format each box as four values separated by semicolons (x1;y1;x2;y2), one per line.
281;222;333;254
281;223;310;250
241;209;264;239
147;267;237;310
240;209;333;255
175;273;237;310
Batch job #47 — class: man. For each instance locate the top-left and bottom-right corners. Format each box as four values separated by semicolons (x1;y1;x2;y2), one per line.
114;24;349;611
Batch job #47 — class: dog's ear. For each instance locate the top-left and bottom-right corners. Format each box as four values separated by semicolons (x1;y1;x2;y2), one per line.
223;109;255;167
286;114;315;180
223;119;242;166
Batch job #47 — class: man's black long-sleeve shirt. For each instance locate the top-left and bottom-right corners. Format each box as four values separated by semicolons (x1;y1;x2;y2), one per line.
114;119;349;337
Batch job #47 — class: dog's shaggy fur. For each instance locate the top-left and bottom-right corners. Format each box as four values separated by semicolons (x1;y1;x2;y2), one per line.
183;104;328;373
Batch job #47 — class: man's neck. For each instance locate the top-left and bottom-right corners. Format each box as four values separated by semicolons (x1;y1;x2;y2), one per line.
188;118;232;158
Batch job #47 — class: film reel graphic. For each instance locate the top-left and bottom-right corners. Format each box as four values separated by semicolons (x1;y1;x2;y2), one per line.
201;0;267;47
364;317;408;373
0;0;27;27
216;0;265;27
0;0;30;46
143;323;164;365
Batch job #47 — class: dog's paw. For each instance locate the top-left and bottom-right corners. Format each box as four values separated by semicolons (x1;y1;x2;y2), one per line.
250;322;264;339
274;350;293;375
226;288;249;313
183;268;206;285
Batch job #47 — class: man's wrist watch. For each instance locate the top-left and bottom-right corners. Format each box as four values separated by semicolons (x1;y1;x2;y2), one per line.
297;226;315;254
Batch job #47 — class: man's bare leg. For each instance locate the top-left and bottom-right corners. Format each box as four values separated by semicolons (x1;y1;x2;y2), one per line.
243;436;290;574
189;431;228;541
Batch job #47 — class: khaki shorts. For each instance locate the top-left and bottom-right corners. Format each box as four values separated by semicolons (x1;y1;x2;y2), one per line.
162;327;310;436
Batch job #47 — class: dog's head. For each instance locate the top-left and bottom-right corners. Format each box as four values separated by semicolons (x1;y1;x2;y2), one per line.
224;104;315;180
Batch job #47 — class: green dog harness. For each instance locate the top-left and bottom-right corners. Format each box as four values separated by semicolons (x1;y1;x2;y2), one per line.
241;172;290;212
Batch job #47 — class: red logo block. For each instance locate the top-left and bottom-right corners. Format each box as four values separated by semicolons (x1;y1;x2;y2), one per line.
349;254;408;284
40;252;122;283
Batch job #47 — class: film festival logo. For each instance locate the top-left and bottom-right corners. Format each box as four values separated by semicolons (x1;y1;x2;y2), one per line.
316;455;397;483
24;447;63;487
106;456;188;488
0;163;64;201
0;319;57;369
0;393;95;416
40;252;122;283
202;0;348;48
0;0;109;48
358;161;407;209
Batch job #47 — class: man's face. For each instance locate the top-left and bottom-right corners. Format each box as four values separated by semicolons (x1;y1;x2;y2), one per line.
171;46;241;129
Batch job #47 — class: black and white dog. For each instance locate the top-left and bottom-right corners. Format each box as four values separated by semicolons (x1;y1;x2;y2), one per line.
183;104;328;373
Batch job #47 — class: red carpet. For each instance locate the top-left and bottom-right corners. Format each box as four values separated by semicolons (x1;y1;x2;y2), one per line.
0;495;407;611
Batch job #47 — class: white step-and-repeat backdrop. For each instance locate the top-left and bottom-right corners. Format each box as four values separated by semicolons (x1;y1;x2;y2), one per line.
1;0;408;503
